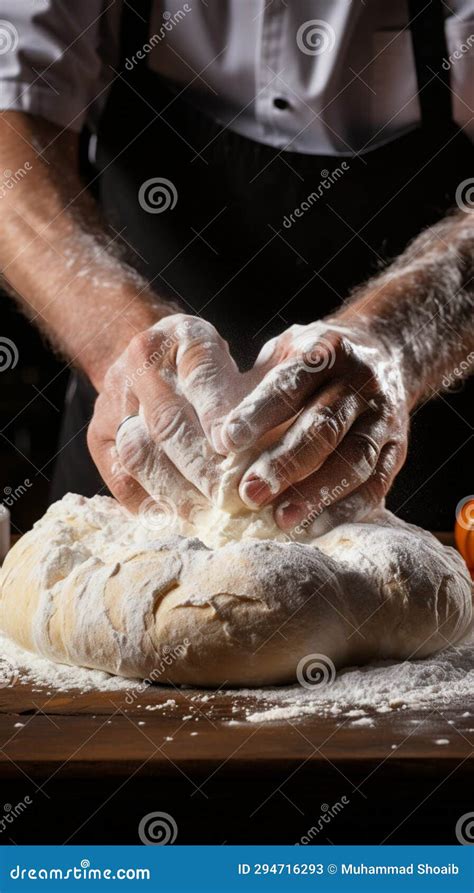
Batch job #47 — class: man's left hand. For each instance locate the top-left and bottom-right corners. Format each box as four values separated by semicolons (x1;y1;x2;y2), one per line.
220;321;409;535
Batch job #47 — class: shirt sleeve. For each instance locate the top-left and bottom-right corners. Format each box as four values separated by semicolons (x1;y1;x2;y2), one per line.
0;0;107;132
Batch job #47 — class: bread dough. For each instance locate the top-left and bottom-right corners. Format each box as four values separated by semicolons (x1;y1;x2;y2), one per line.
0;492;471;686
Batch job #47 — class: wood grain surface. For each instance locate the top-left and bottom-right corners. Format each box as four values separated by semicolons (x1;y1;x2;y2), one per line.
0;681;472;775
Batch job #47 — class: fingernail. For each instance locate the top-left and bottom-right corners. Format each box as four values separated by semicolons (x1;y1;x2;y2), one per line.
240;475;272;507
308;513;331;537
275;500;306;529
224;419;252;450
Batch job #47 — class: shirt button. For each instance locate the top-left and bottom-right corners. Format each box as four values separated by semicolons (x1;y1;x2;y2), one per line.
273;97;290;110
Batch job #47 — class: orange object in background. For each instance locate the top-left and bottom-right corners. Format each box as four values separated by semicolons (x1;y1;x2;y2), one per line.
455;496;474;578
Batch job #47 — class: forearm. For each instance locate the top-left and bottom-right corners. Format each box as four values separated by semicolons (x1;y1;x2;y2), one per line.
0;112;174;390
336;212;474;407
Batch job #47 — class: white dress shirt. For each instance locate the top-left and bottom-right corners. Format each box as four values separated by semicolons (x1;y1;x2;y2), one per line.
0;0;473;155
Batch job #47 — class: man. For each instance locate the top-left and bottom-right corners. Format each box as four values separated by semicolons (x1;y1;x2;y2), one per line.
0;1;472;535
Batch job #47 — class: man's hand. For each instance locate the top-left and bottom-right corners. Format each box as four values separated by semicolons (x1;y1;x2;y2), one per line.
88;314;246;512
221;321;409;535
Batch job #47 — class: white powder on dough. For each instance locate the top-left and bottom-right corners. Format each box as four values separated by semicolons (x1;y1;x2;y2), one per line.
1;632;472;723
1;494;471;703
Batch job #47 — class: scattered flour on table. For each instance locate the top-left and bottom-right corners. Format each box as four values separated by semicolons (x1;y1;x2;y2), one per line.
234;637;474;723
1;632;473;722
0;633;132;693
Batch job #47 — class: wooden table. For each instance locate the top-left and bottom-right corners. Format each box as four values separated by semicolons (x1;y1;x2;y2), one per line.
0;533;472;845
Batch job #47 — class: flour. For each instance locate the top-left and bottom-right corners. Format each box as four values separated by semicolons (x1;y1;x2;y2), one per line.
116;414;288;547
0;632;132;693
1;631;472;724
235;637;474;723
1;491;472;690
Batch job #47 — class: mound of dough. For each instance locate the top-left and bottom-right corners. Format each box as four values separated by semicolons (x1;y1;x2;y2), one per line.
0;494;471;686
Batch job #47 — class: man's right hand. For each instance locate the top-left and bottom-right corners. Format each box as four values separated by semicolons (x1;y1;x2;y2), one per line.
87;314;247;513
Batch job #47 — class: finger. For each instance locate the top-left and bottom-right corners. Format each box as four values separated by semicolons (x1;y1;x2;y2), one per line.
172;317;244;452
133;367;230;503
221;332;346;452
115;414;206;524
273;414;391;530
298;441;406;538
238;381;366;508
275;438;405;537
87;396;148;513
127;318;243;498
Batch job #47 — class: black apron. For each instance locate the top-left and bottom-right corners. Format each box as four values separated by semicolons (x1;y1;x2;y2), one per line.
51;0;473;530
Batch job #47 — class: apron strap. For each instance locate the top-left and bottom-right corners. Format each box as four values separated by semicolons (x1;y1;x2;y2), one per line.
407;0;453;128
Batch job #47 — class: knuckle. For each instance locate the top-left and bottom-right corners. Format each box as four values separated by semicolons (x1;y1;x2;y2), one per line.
314;410;345;450
174;314;219;342
148;401;183;443
161;313;211;345
268;452;301;485
161;312;191;328
355;360;378;392
351;433;380;480
128;330;156;365
180;341;213;376
170;312;201;328
329;332;353;360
